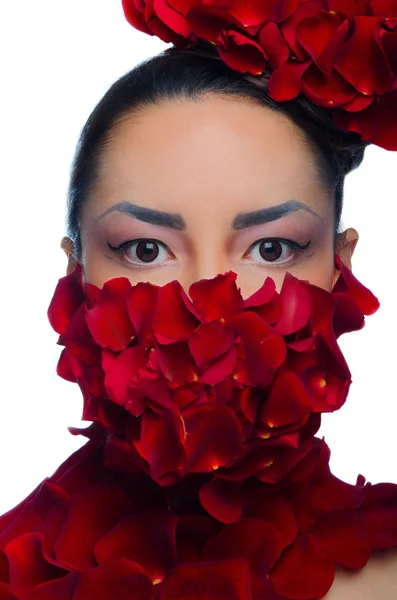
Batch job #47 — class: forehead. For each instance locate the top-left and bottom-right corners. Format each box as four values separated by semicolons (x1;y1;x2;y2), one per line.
88;96;327;218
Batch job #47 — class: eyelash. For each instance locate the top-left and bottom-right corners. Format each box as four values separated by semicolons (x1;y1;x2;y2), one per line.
107;237;312;269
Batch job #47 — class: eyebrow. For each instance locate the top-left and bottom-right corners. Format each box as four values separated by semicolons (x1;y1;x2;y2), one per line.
233;200;321;229
96;199;321;230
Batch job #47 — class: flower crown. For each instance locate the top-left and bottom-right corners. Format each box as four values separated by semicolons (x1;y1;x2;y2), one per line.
122;0;397;151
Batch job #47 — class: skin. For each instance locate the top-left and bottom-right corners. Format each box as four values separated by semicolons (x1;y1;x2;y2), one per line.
61;95;359;297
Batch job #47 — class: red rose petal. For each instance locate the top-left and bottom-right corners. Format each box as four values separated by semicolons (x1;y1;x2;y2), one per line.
297;11;348;73
268;533;335;599
0;553;9;585
47;265;85;336
156;341;200;386
85;277;136;351
379;20;397;75
62;308;101;366
198;343;238;386
26;572;79;600
255;438;314;485
231;311;286;387
282;0;323;59
274;273;313;335
204;517;283;576
242;486;298;549
359;482;397;549
56;348;77;383
332;293;365;337
214;435;309;484
342;92;374;112
186;5;246;43
268;59;311;101
188;271;244;323
54;483;132;571
0;499;43;551
302;63;357;107
227;0;298;33
217;30;268;76
294;472;368;532
0;583;13;600
262;369;311;428
126;281;158;345
257;22;290;70
94;510;177;584
328;0;372;18
176;515;222;562
250;576;286;600
74;559;154;600
6;533;66;599
199;479;242;524
302;282;336;335
152;1;197;45
333;255;380;315
102;346;149;412
161;560;252;600
333;98;377;140
335;16;392;95
334;88;397;150
153;280;200;342
151;0;194;38
371;0;397;16
134;409;186;481
188;321;235;371
122;0;154;35
244;276;276;308
367;89;397;150
182;404;243;474
312;509;371;568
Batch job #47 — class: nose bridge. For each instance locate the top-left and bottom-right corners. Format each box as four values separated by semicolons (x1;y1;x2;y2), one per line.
182;231;231;293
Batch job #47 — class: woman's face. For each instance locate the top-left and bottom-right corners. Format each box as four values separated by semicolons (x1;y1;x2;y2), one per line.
63;96;359;298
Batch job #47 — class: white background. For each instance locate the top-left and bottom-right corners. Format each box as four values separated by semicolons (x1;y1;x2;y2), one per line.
0;1;396;514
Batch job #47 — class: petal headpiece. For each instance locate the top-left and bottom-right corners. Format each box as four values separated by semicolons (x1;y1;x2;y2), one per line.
122;0;397;150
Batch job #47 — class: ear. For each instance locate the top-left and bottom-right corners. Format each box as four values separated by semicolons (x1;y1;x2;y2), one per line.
332;227;359;288
61;236;78;275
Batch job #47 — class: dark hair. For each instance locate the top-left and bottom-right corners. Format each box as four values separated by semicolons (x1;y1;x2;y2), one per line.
67;40;369;261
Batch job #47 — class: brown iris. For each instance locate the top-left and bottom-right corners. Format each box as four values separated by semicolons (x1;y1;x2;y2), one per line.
135;240;160;262
259;239;283;262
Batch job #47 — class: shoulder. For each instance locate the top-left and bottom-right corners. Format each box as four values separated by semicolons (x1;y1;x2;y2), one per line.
323;546;397;600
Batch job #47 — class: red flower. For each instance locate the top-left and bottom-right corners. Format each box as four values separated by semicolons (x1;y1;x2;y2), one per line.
121;0;397;149
1;423;397;599
44;257;379;504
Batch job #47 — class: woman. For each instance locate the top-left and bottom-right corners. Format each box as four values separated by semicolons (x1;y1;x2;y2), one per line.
1;2;397;599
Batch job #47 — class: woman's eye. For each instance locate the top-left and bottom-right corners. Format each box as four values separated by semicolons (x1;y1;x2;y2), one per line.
245;238;311;266
107;237;311;268
107;239;172;267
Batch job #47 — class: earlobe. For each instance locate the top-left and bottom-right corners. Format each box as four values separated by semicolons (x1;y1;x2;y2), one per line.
61;236;78;275
335;228;359;270
332;228;359;289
